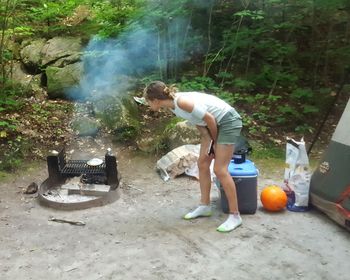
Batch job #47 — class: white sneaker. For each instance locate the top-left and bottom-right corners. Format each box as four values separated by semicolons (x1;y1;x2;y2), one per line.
216;214;242;232
183;205;212;220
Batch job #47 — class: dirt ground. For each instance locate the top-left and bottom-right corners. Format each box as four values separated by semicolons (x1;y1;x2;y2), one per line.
0;135;349;280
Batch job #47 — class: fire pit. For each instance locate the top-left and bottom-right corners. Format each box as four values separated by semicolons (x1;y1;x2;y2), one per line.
39;148;120;210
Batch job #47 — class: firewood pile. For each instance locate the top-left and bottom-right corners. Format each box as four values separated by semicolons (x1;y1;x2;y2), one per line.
156;144;200;181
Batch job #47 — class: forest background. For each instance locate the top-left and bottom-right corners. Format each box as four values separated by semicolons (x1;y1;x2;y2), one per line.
1;0;350;172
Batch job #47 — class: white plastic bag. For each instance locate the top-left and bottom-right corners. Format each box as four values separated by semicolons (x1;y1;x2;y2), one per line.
284;137;311;209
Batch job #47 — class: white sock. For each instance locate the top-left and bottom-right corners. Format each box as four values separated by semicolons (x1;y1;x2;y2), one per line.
216;213;242;232
183;205;212;220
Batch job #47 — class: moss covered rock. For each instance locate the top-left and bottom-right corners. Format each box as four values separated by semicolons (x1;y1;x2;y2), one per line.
46;63;83;99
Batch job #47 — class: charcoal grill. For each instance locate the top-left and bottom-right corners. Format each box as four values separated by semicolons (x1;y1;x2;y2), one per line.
61;160;106;176
38;148;120;210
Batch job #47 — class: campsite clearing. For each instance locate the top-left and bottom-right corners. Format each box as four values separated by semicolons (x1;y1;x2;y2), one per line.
0;142;349;280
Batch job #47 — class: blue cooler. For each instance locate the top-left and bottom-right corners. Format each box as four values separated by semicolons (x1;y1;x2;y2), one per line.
216;159;259;214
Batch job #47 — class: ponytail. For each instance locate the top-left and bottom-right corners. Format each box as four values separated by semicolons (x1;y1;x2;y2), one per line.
164;84;177;99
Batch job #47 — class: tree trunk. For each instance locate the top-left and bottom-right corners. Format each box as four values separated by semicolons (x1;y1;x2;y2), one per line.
203;2;214;77
244;44;252;78
340;11;350;84
221;15;243;86
157;28;162;80
0;0;11;89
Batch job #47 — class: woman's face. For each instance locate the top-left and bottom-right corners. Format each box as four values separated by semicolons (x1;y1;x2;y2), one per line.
147;99;161;111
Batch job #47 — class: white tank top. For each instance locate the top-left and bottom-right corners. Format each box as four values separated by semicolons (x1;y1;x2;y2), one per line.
170;92;241;126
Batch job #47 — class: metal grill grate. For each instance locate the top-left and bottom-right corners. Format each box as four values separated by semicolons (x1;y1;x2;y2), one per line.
60;160;106;176
46;148;119;189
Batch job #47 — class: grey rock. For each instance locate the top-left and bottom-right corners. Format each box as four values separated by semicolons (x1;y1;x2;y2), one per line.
41;37;83;66
5;61;44;96
20;39;46;73
167;121;200;150
70;116;101;137
46;62;83;99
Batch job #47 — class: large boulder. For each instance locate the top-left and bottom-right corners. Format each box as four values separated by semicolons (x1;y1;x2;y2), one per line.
20;39;46;73
20;37;83;73
70;116;101;137
18;37;85;99
6;61;45;97
93;95;141;142
46;62;83;99
134;119;201;153
41;37;83;66
167;121;200;150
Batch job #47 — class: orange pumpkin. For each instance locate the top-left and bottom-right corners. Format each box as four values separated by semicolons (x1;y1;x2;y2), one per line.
260;185;287;212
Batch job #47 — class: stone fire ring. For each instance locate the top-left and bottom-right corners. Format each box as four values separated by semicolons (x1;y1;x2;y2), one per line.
38;178;120;210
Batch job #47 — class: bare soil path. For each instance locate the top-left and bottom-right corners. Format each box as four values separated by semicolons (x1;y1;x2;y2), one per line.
0;135;349;280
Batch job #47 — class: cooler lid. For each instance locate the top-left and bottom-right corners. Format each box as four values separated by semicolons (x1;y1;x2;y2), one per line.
228;159;258;177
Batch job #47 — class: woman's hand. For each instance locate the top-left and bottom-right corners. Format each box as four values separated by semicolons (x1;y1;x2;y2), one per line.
207;140;215;156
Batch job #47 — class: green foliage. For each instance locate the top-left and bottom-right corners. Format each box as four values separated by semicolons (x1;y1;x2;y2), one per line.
29;1;62;22
253;64;299;89
0;96;22;112
163;116;183;133
0;136;28;171
12;26;34;37
178;76;220;92
266;94;282;102
0;79;23;116
1;0;138;38
277;105;299;117
249;141;286;178
216;91;240;105
250;141;285;160
232;78;256;91
234;10;265;20
291;88;314;101
302;105;318;114
27;0;82;35
215;71;234;81
0;82;25;138
295;124;314;134
90;0;143;38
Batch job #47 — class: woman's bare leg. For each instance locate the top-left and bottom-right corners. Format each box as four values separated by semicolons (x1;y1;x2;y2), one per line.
214;143;242;232
198;137;213;205
214;144;239;213
183;129;213;219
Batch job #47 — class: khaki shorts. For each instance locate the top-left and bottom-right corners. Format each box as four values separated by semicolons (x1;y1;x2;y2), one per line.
217;110;242;144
